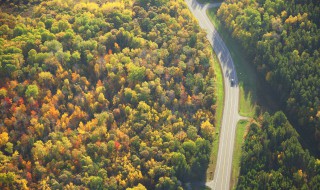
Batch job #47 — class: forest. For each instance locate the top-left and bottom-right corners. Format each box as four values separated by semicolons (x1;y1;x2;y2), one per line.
216;0;320;149
237;112;320;189
0;0;218;189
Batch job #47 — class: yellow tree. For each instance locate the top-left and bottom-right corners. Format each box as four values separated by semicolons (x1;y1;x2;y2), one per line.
0;132;9;147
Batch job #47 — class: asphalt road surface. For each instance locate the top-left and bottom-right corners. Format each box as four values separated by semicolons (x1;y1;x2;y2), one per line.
185;1;241;189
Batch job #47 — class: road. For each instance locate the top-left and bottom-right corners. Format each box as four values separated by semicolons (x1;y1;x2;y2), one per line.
185;0;241;189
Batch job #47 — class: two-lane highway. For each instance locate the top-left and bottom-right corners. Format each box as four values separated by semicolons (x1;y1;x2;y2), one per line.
185;1;241;189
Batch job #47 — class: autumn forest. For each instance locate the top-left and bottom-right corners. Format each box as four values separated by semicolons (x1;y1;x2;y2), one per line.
1;0;320;189
0;0;217;189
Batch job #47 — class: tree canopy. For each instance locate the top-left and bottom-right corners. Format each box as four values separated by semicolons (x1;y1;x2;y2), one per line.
237;112;320;189
0;0;217;189
217;0;320;150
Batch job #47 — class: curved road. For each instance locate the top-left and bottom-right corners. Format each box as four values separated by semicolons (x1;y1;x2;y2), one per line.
185;0;241;189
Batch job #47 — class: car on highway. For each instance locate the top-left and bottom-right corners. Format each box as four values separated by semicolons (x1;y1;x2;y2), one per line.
231;78;235;86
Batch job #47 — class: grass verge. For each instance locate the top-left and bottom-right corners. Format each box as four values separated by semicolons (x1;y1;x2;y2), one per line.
206;49;224;182
239;87;255;117
230;120;249;189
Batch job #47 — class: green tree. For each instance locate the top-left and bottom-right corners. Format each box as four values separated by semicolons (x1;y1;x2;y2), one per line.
170;152;190;182
25;84;39;98
127;64;146;83
87;176;103;190
44;40;63;53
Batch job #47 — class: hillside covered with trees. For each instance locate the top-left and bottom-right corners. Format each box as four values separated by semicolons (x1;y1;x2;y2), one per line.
0;0;218;189
216;0;320;149
237;112;320;189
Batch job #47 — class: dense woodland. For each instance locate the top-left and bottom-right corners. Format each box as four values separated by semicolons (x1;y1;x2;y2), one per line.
217;0;320;148
0;0;218;189
237;112;320;189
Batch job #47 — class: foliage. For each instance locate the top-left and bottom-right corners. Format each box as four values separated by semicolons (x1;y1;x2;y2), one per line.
237;112;320;189
0;0;217;189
